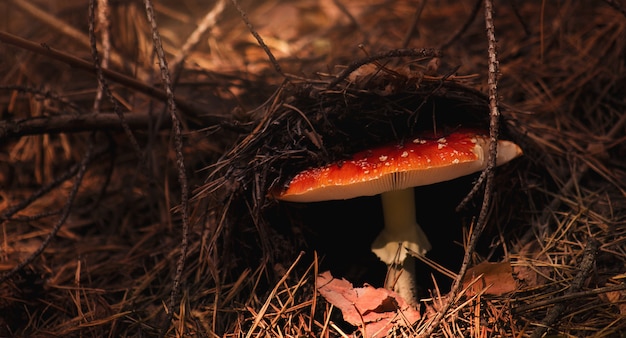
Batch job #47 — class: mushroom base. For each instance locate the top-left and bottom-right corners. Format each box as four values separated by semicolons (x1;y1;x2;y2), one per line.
371;188;432;264
385;256;419;306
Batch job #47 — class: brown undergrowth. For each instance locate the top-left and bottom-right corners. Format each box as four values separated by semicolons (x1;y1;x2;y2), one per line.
1;0;625;337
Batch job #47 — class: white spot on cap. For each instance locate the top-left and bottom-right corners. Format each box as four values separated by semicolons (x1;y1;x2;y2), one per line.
438;137;447;143
401;151;409;158
413;138;427;144
471;137;477;143
379;155;388;162
452;158;460;164
438;143;445;150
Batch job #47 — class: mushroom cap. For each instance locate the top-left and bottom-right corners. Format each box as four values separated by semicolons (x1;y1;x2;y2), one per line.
274;129;522;202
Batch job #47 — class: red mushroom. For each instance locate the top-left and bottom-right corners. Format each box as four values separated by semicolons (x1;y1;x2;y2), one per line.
273;129;522;304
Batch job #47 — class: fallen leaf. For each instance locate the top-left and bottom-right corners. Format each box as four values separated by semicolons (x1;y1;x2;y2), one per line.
462;261;516;296
512;242;551;287
316;271;420;338
599;286;626;315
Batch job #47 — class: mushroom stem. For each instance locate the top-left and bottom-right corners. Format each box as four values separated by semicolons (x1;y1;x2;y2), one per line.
386;255;419;305
372;188;432;304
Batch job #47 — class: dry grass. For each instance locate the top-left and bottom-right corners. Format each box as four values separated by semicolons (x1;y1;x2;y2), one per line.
1;0;625;337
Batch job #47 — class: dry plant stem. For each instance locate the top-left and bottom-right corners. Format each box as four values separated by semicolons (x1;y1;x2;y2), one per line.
455;168;487;212
513;283;626;313
326;48;442;89
245;252;305;338
603;0;626;18
401;0;428;48
89;0;143;160
9;0;150;81
229;0;283;77
93;0;111;113
529;239;600;338
170;0;226;73
0;31;221;120
143;1;191;336
0;134;96;285
0;84;83;113
0;144;107;223
0;111;171;140
421;0;501;335
332;0;368;44
517;107;626;248
439;0;482;50
508;0;531;36
1;164;78;222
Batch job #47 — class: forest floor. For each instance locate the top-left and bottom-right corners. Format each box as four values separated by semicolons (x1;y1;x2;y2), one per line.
1;0;625;337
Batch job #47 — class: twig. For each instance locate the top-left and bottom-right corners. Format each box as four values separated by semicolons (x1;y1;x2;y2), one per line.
0;31;220;119
529;239;600;338
0;133;96;285
170;0;227;73
93;0;111;113
9;0;150;81
326;48;442;89
89;0;144;160
401;0;428;48
517;105;626;248
0;142;108;223
508;0;532;36
513;282;626;314
332;0;368;45
0;111;171;140
142;1;191;336
439;0;482;50
244;251;305;338
229;0;284;77
0;85;83;113
603;0;626;18
421;0;501;335
455;169;487;212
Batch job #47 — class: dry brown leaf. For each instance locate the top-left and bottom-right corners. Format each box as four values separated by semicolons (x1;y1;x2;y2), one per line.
599;285;626;315
316;271;420;338
463;261;517;296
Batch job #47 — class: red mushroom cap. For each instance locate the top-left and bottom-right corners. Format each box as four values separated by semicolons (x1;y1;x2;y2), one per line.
274;129;522;202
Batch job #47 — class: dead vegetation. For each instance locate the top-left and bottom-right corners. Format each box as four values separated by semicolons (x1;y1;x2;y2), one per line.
1;0;625;337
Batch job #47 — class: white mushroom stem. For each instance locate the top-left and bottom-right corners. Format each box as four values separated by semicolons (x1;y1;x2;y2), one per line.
371;188;432;305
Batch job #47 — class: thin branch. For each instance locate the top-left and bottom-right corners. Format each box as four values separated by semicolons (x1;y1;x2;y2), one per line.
326;48;442;89
421;0;501;335
603;0;626;18
9;0;151;81
0;31;217;118
0;142;108;224
142;1;191;336
401;0;428;48
508;0;532;36
439;0;482;50
0;133;96;285
93;0;111;113
0;85;83;113
170;0;227;72
89;0;144;160
529;239;600;338
229;0;284;77
0;111;171;140
513;282;626;314
517;106;626;248
332;0;368;45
